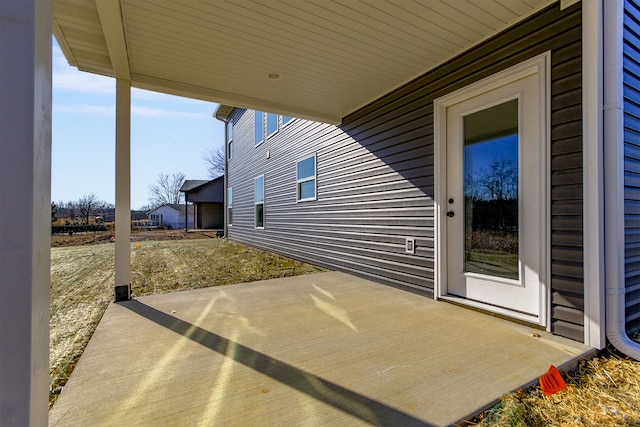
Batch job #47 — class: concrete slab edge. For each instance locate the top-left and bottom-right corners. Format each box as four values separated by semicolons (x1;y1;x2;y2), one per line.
451;347;600;426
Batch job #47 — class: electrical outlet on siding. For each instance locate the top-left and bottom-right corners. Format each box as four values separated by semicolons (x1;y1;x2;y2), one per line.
406;237;415;254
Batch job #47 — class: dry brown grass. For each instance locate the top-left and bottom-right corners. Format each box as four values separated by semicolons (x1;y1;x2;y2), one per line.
473;351;640;426
49;234;324;408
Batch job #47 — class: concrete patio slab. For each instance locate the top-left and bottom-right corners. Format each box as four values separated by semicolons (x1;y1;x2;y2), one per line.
49;271;592;426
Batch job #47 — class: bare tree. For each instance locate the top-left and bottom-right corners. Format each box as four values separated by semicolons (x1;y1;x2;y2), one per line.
465;159;517;201
138;203;153;213
203;146;225;178
51;201;58;223
76;193;100;224
478;159;518;201
148;172;185;208
64;201;77;222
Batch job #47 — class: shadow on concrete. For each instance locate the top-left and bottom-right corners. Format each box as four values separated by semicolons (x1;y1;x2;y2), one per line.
121;299;434;427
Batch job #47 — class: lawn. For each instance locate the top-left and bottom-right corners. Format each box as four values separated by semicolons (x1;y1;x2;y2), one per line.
473;351;640;426
49;234;324;407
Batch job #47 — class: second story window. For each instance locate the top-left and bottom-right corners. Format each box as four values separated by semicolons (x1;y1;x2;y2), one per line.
227;187;233;226
227;120;234;160
254;111;294;147
255;175;265;228
297;154;316;201
255;111;263;146
267;113;278;137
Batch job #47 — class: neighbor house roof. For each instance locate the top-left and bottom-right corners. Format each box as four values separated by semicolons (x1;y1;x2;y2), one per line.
147;203;194;215
180;180;211;192
52;0;555;125
180;176;225;204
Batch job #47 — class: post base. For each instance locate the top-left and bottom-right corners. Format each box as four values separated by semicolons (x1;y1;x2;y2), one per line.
114;285;131;302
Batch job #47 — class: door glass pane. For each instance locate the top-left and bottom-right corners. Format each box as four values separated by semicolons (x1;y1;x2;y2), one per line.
463;99;519;280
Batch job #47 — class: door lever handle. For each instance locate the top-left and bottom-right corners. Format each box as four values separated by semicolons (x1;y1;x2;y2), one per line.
446;211;455;218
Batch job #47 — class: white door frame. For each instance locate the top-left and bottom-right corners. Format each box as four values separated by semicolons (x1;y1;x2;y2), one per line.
434;52;551;329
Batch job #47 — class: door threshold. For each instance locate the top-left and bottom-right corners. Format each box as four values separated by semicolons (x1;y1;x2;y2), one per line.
439;295;545;330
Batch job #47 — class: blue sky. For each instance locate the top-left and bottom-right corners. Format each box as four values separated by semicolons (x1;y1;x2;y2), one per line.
52;38;224;210
464;134;518;178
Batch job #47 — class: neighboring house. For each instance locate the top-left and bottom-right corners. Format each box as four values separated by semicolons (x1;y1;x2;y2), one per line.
180;177;225;230
216;1;639;350
147;204;194;230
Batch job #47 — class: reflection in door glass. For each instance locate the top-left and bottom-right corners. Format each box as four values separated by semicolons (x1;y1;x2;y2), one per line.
463;99;519;280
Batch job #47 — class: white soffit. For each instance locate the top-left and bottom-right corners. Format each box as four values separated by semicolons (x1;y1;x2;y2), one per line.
53;0;557;124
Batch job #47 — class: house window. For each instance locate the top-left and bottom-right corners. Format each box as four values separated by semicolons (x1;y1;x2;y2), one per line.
227;187;233;226
267;113;278;137
227;120;233;160
297;154;316;201
150;214;163;226
255;175;264;228
255;111;263;146
282;115;293;126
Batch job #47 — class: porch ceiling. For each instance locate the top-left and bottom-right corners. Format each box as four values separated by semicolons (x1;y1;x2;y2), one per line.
53;0;556;124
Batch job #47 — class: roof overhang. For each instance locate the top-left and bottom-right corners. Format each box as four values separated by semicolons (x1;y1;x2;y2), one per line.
53;0;559;125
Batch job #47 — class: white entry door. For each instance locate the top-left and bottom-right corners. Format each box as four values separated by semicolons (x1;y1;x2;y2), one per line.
437;55;548;324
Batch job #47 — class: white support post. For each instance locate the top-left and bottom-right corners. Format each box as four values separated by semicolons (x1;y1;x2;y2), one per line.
115;78;131;301
0;0;52;424
582;0;606;348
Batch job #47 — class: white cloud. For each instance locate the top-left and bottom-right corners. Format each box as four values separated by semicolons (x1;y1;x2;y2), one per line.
52;40;212;118
53;103;208;120
53;70;114;94
52;40;216;112
52;45;115;94
131;106;207;119
130;89;217;112
53;104;115;116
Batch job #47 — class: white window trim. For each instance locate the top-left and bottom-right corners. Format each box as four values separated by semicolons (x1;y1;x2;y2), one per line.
255;175;265;229
296;154;317;202
255;111;264;147
434;52;550;329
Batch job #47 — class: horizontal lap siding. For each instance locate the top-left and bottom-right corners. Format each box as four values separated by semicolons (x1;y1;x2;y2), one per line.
549;35;584;341
624;0;640;333
227;5;584;340
228;107;434;291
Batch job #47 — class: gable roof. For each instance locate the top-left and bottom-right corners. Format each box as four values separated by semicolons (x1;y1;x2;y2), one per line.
180;180;211;192
180;176;225;203
147;203;194;215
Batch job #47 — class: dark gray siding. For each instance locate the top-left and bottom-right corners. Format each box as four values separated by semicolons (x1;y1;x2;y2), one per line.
228;5;584;340
185;178;224;203
624;0;640;333
549;29;584;341
199;203;223;229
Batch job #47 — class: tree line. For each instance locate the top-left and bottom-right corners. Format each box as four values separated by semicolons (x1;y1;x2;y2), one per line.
52;193;114;224
52;145;226;221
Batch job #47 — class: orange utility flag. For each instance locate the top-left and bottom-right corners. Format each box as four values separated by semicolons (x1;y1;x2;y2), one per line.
539;365;567;396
